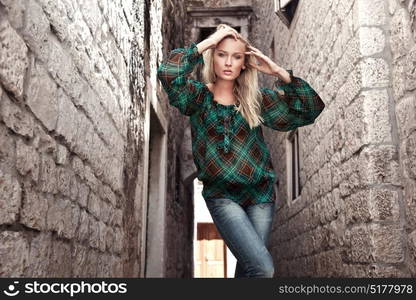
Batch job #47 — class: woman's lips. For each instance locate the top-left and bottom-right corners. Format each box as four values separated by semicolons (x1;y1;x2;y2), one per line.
223;70;232;75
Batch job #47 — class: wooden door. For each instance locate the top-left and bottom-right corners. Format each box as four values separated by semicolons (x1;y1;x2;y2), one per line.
195;223;227;278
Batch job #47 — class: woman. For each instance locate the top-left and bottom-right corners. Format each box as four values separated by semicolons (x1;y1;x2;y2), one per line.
157;24;325;278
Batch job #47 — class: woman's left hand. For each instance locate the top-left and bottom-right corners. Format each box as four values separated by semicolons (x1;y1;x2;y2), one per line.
245;45;291;83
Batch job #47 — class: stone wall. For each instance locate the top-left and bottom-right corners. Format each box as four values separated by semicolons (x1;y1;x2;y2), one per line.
0;0;145;277
250;0;416;277
392;0;416;277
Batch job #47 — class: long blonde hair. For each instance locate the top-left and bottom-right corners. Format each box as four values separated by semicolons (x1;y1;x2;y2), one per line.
201;24;264;129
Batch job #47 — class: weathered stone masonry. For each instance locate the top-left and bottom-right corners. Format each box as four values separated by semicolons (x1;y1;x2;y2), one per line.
0;0;137;277
0;0;196;278
250;0;416;277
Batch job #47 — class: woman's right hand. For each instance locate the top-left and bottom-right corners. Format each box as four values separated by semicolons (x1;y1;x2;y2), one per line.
196;26;239;53
208;26;239;48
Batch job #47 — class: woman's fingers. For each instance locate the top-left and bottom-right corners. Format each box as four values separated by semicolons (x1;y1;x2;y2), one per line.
245;50;261;59
230;29;238;40
217;26;239;41
248;46;264;57
248;61;260;70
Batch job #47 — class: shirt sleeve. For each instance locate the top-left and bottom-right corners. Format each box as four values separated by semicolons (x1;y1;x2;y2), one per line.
156;42;206;116
259;70;325;131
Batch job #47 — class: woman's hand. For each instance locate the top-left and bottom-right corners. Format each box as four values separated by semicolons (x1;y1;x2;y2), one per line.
197;26;239;53
245;45;291;83
208;26;239;48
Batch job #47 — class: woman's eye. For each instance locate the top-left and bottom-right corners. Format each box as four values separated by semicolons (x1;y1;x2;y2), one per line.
217;53;241;59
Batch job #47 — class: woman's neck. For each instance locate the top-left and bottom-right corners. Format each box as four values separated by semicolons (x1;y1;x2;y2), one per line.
213;78;234;94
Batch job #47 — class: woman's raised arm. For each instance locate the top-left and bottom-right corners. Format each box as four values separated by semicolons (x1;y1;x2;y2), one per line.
260;70;326;131
156;42;206;116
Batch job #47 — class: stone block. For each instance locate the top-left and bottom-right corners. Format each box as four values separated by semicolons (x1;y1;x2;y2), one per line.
88;192;101;220
21;0;51;59
97;253;112;277
0;231;29;276
69;174;79;202
391;8;413;61
392;58;406;100
55;144;68;165
20;180;48;231
72;243;88;277
1;92;34;138
362;89;392;144
89;216;99;249
76;209;90;243
84;249;98;277
408;231;416;276
36;0;72;43
354;0;386;27
98;220;107;252
100;200;111;225
359;27;385;56
114;226;123;255
0;167;21;224
56;88;79;147
0;122;15;162
405;46;416;91
369;188;400;222
0;15;28;99
48;239;71;277
38;153;58;194
71;203;80;240
77;182;89;208
371;223;405;263
0;0;26;29
71;155;85;180
46;196;72;239
99;184;117;207
360;58;390;88
342;226;374;263
404;180;416;232
344;190;371;225
16;139;40;183
56;166;72;198
105;227;115;253
359;145;401;186
25;232;52;277
33;124;56;154
46;37;86;101
26;59;58;131
396;95;416;141
404;131;416;179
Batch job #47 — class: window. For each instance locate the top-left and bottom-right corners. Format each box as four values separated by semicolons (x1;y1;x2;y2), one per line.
274;0;299;27
286;129;302;203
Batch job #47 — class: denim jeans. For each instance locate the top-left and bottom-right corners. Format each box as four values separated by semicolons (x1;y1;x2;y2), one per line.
204;198;275;278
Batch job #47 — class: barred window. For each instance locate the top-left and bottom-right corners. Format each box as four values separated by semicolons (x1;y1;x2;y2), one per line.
286;128;302;203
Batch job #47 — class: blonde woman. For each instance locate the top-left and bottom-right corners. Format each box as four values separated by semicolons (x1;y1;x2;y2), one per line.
157;24;325;278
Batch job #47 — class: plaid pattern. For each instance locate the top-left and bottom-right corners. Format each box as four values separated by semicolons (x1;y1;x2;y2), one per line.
157;42;325;207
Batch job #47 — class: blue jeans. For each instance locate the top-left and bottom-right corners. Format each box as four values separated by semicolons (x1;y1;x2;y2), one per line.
205;198;275;278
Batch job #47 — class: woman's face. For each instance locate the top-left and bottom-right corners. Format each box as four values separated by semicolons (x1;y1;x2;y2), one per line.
213;37;247;81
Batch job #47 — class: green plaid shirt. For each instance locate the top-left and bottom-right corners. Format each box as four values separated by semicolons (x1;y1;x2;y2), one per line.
157;42;325;207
